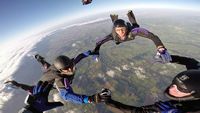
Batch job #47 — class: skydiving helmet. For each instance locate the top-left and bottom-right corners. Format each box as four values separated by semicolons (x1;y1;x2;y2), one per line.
165;70;200;101
53;55;74;72
113;19;128;28
112;19;134;44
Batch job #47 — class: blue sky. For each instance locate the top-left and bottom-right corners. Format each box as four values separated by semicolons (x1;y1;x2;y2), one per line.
0;0;199;44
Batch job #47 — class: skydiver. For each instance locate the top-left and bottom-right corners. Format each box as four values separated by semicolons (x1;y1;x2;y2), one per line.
13;81;111;113
5;50;106;105
34;50;92;84
15;81;110;113
93;55;200;113
82;0;92;5
17;81;110;113
91;10;172;63
6;80;109;112
39;52;109;104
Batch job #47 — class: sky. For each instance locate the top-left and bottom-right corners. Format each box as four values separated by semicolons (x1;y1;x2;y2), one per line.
0;0;199;44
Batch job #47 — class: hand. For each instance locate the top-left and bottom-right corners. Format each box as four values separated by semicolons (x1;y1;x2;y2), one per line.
26;81;63;112
4;80;20;88
154;47;172;63
83;50;99;62
89;88;111;103
91;49;100;62
83;50;92;57
92;55;99;62
34;54;44;62
156;101;182;113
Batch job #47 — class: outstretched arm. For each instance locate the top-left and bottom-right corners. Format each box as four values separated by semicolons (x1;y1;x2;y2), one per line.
171;55;200;70
73;50;93;65
55;78;100;104
18;83;33;92
106;99;164;113
131;28;172;63
131;28;164;49
92;34;113;55
73;35;113;63
35;54;51;70
106;99;182;113
4;80;33;92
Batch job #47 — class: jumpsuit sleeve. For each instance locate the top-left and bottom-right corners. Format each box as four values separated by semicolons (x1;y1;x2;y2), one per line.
171;55;200;70
73;51;91;65
106;99;176;113
131;27;165;49
18;83;33;92
93;34;114;53
35;55;51;70
39;60;51;69
54;78;90;104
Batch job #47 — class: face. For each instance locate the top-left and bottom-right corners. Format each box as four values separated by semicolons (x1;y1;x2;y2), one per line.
61;66;75;76
115;27;127;40
168;84;192;97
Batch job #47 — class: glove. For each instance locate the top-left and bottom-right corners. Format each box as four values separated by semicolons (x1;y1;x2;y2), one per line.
92;55;99;62
4;80;20;89
88;88;111;103
83;50;99;62
156;101;182;113
83;50;92;57
34;54;44;62
154;47;172;63
26;81;63;112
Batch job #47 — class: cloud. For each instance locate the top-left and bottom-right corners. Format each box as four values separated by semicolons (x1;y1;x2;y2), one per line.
0;91;13;108
72;43;76;47
133;66;147;79
0;30;54;111
130;62;135;66
167;63;177;68
97;73;105;78
122;64;130;70
159;70;169;75
52;93;62;102
59;17;109;30
115;66;122;72
106;70;115;78
65;109;79;113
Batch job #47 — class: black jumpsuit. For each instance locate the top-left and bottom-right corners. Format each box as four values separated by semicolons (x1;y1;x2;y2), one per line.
39;52;89;84
94;27;165;54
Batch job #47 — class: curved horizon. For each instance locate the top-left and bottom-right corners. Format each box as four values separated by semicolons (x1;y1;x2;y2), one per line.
0;1;199;45
0;3;200;112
